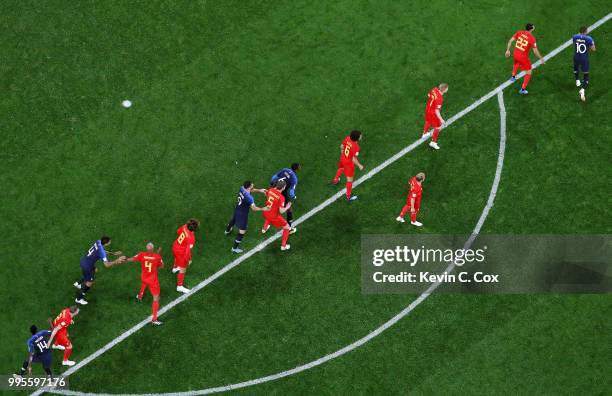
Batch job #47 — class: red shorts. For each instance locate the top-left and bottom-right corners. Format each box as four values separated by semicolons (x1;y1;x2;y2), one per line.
514;57;532;71
54;330;71;347
142;279;160;296
173;247;189;268
425;112;441;128
264;214;288;228
338;160;355;178
406;196;421;209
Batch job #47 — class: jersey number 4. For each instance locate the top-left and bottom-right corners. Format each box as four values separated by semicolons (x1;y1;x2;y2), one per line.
145;260;153;272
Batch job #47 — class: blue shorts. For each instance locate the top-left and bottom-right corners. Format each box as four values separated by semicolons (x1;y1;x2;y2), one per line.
234;210;249;230
32;352;52;369
574;57;589;73
80;260;96;282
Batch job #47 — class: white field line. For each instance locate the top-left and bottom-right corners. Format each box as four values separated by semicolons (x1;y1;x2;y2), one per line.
41;89;508;396
37;12;610;396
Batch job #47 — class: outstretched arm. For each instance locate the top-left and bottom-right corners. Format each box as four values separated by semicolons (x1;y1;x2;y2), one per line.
103;256;127;268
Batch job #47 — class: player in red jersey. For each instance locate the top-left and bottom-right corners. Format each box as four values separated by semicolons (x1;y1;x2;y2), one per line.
396;172;425;227
332;130;364;202
505;23;545;94
127;242;164;325
261;179;293;251
423;83;448;150
49;306;79;366
171;218;200;294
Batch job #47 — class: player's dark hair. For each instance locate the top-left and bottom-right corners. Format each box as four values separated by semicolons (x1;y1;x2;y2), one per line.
243;181;253;189
30;325;38;334
525;23;534;31
350;130;362;141
579;26;587;34
187;218;200;231
275;179;287;191
291;163;301;171
100;236;111;245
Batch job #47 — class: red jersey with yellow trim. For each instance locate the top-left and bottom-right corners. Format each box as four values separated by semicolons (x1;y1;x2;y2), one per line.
132;252;163;282
340;136;360;164
425;87;444;115
513;30;537;59
52;308;73;332
408;176;423;202
172;224;195;260
263;187;285;219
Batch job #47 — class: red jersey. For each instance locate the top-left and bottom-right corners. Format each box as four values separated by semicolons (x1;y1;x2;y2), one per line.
513;30;537;59
172;224;195;259
408;176;423;202
264;187;285;218
52;308;73;332
132;252;163;282
340;136;360;163
426;87;444;115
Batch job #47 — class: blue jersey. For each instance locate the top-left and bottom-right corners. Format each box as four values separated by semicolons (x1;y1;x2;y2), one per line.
235;186;255;214
270;168;298;199
28;330;52;356
572;34;594;59
81;240;108;269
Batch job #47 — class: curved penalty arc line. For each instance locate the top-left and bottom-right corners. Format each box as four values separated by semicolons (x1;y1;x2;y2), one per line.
47;91;507;396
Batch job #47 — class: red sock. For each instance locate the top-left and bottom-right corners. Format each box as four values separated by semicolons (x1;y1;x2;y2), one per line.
522;73;531;89
281;228;290;247
333;168;343;182
399;205;409;218
138;283;146;299
432;128;440;142
63;347;72;361
177;272;185;287
263;220;270;229
152;301;159;321
423;122;430;135
512;63;519;76
346;181;353;198
410;209;418;222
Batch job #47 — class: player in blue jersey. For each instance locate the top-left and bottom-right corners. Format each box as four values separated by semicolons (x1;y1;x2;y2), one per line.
573;26;596;102
270;163;300;228
15;325;60;378
73;236;126;305
225;181;269;253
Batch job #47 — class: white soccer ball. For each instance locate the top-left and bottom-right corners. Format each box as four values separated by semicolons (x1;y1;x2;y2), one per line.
122;100;132;108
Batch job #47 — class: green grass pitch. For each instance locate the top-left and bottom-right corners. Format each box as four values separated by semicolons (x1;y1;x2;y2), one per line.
1;1;611;395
